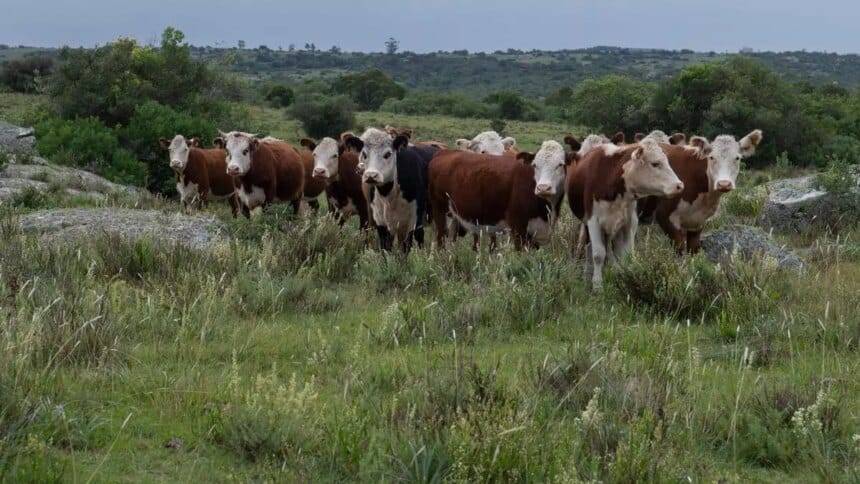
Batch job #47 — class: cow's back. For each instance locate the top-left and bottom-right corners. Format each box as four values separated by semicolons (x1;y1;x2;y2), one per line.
191;148;234;196
396;145;438;220
429;150;517;225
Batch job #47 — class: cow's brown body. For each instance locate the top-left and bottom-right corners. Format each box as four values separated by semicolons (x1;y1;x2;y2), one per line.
325;149;370;229
567;144;639;221
233;140;305;217
176;147;239;216
638;144;720;253
429;150;561;250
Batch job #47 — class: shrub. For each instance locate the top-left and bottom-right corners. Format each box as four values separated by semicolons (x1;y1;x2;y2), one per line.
380;91;491;119
485;91;526;120
0;56;53;93
331;69;405;111
264;84;295;108
290;94;356;139
570;75;652;134
35;117;146;185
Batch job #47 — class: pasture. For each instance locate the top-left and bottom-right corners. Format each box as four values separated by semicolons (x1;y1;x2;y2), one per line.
1;100;858;482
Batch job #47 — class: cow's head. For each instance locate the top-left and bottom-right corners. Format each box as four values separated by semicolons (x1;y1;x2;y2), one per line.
218;131;259;177
304;137;342;182
611;132;626;145
454;131;515;155
644;130;670;144
356;128;408;185
159;134;198;172
622;138;684;198
518;140;569;200
691;129;762;193
669;132;687;146
633;132;645;142
577;134;611;157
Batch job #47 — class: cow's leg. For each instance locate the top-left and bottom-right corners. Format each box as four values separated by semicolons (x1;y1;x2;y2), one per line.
376;225;393;252
228;193;240;218
307;198;320;213
241;202;251;219
611;214;638;264
290;200;301;215
358;205;370;231
510;222;528;251
413;226;425;249
573;224;589;260
431;200;449;249
489;234;498;252
687;230;702;255
472;233;480;251
658;217;686;254
587;218;607;290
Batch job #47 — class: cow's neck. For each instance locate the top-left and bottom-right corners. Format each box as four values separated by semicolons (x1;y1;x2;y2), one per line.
375;181;397;197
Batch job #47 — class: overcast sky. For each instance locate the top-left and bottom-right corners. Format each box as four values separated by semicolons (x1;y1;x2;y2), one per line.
3;0;858;54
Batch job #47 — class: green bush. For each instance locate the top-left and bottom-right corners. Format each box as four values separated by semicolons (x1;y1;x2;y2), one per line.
570;75;652;134
290;94;355;139
331;69;405;111
0;56;53;93
122;100;217;193
264;84;295;108
35;117;146;185
380;91;491;118
486;91;526;120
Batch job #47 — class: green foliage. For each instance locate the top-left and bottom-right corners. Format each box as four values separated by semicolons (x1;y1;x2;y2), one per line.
290;94;356;139
570;75;652;134
47;28;212;126
0;56;52;93
380;91;491;119
331;69;405;111
490;118;506;135
264;84;294;108
34;116;146;185
816;156;857;195
486;91;526;120
122;100;217;193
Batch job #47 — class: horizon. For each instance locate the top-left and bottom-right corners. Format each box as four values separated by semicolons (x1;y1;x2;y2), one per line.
3;0;860;55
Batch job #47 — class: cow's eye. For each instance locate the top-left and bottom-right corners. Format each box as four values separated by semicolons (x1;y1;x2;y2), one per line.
242;149;249;156
736;155;741;161
383;151;392;159
651;162;661;168
361;151;367;159
331;154;338;159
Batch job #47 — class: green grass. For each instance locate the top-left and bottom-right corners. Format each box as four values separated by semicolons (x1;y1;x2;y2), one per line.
0;185;858;482
0;92;47;126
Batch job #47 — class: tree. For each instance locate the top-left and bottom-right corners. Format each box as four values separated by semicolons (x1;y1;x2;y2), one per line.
329;45;342;54
385;37;399;55
485;91;526;120
290;94;356;139
0;55;53;93
265;84;295;108
237;40;246;49
569;75;652;134
331;69;406;111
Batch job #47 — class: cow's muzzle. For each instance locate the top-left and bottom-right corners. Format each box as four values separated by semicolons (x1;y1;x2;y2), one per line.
715;180;734;193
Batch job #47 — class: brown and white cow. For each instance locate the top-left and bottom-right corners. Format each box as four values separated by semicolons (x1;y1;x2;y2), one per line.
640;130;763;253
429;140;573;250
214;131;306;217
454;131;518;155
159;134;240;216
567;138;684;289
300;136;370;229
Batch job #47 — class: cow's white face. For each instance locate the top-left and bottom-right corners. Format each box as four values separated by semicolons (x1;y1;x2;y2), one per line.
521;140;568;199
360;128;401;185
644;130;670;145
696;130;762;192
223;132;257;176
622;139;684;198
577;134;611;157
312;137;340;182
165;135;192;172
455;131;515;155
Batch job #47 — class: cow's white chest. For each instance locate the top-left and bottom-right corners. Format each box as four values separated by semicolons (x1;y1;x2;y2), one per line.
177;178;199;203
670;192;721;231
371;185;417;238
592;198;635;237
238;185;266;209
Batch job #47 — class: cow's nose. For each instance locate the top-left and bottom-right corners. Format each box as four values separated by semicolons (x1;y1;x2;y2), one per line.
716;180;734;192
226;166;240;176
170;160;182;169
363;170;381;184
535;183;553;195
313;167;327;178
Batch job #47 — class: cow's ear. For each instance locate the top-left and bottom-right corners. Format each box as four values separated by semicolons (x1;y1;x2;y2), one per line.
213;137;225;149
339;131;356;143
564;152;578;166
249;138;260;151
159;138;170;149
300;138;317;151
517;152;536;165
343;135;364;153
401;128;413;139
689;136;711;156
188;137;201;148
739;129;763;158
632;146;645;161
501;137;516;150
455;139;470;151
563;135;581;152
669;133;686;145
633;132;645;142
392;135;410;151
611;131;626;145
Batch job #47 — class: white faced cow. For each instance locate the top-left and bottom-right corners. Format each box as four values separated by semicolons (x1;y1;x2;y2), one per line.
455;131;517;155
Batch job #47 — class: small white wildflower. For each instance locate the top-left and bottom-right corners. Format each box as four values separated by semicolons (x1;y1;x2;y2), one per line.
576;387;603;429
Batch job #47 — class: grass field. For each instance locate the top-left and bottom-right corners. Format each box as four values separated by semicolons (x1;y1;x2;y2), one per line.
1;100;859;482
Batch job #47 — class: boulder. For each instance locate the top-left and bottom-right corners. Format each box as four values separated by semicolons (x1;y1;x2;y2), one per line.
19;208;226;251
0;161;138;202
757;169;860;234
0;121;35;155
701;224;804;272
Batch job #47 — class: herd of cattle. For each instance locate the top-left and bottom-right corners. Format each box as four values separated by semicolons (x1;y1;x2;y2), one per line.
159;125;762;289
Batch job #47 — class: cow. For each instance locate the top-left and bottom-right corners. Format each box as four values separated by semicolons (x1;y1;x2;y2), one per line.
159;134;239;216
455;131;517;155
640;130;763;254
214;131;306;218
346;127;439;252
567;138;685;290
257;136;325;212
299;136;370;229
429;140;574;251
636;131;686;145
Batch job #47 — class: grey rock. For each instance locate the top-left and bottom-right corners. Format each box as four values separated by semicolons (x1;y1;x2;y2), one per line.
0;162;141;203
0;121;35;155
701;224;804;271
19;208;226;251
758;169;860;234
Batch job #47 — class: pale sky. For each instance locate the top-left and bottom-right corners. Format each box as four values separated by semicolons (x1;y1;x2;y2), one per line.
3;0;858;54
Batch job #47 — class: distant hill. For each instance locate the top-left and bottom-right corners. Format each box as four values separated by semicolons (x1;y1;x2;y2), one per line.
4;44;860;96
